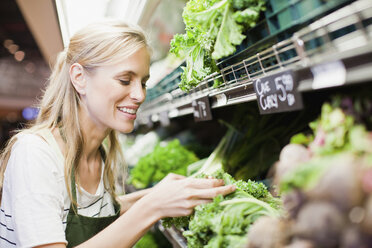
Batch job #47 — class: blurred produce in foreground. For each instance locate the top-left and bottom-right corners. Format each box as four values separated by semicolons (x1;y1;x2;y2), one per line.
246;96;372;248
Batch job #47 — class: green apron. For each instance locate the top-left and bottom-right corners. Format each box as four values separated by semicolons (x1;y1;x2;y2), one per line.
65;147;121;248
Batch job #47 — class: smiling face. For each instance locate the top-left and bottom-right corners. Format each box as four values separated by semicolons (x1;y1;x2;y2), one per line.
77;47;150;134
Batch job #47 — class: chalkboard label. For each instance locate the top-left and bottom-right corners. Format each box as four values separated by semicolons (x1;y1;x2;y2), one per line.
192;96;213;122
253;70;303;114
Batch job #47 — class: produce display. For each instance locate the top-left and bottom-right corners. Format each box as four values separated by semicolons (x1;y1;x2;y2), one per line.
196;105;312;181
126;0;370;245
170;0;265;91
129;139;199;188
163;170;281;248
246;98;372;248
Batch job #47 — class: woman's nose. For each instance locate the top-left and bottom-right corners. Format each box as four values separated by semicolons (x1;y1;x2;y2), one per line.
129;82;146;103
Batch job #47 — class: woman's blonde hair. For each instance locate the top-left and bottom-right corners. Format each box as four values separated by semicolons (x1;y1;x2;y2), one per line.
0;21;150;204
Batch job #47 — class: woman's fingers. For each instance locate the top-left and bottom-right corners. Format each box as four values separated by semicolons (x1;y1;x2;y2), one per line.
183;178;225;189
188;199;213;209
165;173;186;180
158;173;186;185
188;185;236;199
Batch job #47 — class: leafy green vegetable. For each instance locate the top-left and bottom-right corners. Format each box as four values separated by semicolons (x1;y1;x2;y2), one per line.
129;139;199;188
290;133;313;145
183;175;280;248
232;0;264;10
162;169;281;243
170;0;265;91
171;29;217;91
209;170;272;200
134;232;159;248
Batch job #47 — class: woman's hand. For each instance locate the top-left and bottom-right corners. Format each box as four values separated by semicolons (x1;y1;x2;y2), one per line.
141;173;236;219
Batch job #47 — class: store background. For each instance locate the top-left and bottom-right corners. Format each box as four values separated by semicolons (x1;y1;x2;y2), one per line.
1;0;372;247
0;0;186;149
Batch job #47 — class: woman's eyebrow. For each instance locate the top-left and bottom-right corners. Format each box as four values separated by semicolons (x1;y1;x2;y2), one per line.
115;70;133;77
116;70;149;80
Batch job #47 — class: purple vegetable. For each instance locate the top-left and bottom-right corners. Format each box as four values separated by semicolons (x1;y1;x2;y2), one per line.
246;216;288;248
307;156;363;211
282;190;306;219
293;201;346;247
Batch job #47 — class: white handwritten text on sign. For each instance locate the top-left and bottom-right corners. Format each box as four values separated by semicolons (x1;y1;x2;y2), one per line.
253;70;303;114
192;96;213;122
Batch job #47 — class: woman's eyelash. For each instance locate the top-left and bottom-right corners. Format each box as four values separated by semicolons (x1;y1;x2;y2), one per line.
119;80;130;85
118;79;147;88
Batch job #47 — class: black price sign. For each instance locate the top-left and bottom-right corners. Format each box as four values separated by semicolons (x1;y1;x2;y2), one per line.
192;96;213;122
253;70;303;114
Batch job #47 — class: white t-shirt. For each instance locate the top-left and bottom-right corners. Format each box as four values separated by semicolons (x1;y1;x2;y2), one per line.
0;129;116;248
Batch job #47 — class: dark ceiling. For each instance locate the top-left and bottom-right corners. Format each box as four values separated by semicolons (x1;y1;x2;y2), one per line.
0;0;50;120
0;0;43;60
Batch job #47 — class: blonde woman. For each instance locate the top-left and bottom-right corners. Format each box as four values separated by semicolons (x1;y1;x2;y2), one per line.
0;22;235;248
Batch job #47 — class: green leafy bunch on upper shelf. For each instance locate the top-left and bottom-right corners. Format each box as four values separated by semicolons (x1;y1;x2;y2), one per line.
128;139;199;189
170;0;266;91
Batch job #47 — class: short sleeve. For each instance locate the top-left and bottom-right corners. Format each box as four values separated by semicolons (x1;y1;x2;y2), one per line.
5;134;67;247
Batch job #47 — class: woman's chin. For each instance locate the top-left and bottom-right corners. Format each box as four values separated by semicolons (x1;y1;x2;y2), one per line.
115;123;134;134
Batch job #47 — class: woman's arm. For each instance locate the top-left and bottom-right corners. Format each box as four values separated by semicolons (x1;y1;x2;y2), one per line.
35;174;235;248
116;188;153;214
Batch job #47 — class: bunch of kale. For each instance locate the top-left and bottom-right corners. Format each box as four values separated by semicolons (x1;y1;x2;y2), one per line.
170;0;265;91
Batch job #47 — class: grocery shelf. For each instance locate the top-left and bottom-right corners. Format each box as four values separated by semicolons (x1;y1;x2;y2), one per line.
137;0;372;125
156;221;187;248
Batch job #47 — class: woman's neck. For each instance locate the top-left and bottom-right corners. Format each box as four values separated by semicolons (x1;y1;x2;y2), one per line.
77;106;110;194
79;105;110;163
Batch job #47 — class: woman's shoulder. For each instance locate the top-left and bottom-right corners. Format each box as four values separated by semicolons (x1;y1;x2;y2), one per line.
10;129;64;165
6;129;64;177
12;130;51;151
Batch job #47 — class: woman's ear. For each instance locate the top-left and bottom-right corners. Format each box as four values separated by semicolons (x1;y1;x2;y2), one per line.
69;63;86;95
